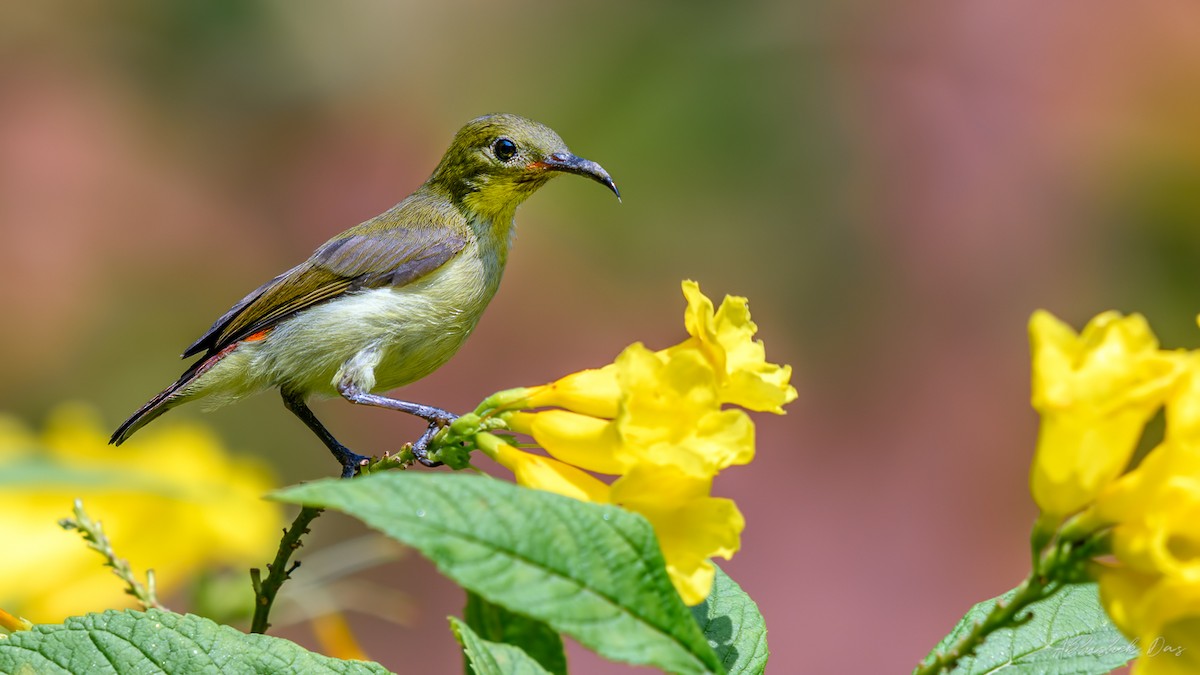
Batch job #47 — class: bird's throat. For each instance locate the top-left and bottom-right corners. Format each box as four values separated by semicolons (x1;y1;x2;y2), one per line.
468;211;516;274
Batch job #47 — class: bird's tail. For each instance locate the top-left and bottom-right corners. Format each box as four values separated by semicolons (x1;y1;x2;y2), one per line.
109;386;179;445
110;355;213;445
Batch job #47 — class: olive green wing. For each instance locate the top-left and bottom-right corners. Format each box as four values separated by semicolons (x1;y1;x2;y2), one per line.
182;227;468;358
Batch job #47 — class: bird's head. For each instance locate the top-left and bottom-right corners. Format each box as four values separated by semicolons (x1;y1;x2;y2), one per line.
429;113;619;220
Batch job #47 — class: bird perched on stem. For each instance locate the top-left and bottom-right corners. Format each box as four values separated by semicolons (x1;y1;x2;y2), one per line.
111;113;619;478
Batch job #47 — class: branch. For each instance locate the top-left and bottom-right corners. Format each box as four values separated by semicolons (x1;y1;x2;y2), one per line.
250;505;324;634
249;432;445;633
59;499;165;611
911;573;1050;675
912;521;1107;674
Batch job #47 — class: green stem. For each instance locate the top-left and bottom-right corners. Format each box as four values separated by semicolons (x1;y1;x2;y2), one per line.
59;499;164;611
912;572;1052;675
250;505;324;634
913;519;1108;674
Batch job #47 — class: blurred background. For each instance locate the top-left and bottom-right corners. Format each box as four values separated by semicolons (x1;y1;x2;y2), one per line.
4;0;1200;672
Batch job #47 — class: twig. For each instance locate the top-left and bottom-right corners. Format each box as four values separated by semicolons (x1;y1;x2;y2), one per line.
912;574;1051;675
249;428;454;633
250;505;324;634
912;522;1106;674
358;447;415;475
59;499;165;611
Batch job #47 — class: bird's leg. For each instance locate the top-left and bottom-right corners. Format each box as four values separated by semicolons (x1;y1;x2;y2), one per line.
281;389;368;479
336;382;456;467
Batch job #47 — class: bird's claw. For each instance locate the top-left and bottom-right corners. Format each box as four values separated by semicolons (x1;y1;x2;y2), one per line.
335;445;370;479
411;414;457;467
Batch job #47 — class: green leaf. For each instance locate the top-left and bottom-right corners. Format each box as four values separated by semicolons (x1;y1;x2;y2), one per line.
691;566;768;674
451;617;552;675
925;582;1136;674
276;473;723;674
464;591;566;675
0;608;391;674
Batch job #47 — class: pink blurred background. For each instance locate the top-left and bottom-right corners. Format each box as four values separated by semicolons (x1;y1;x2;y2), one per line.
4;1;1200;672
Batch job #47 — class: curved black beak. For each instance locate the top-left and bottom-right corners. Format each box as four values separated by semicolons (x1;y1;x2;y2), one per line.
542;151;620;201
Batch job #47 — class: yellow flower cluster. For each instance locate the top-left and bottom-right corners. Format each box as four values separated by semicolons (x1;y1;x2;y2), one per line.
0;403;283;622
1028;311;1200;673
1028;310;1183;519
476;281;796;605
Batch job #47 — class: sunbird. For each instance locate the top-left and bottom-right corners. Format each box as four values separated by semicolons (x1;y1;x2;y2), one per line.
111;113;619;477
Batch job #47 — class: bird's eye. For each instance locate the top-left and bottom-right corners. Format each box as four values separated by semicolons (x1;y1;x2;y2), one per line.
493;138;517;162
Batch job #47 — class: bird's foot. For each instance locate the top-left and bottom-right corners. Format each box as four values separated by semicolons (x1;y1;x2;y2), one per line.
332;444;370;479
411;412;458;468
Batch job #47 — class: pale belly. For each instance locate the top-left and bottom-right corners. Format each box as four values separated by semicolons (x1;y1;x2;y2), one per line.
183;249;499;407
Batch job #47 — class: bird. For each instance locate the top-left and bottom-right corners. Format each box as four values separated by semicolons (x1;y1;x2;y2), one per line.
110;113;619;478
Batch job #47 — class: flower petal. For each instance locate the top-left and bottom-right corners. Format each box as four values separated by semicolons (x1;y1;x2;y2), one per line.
491;441;610;504
508;410;625;476
610;464;745;605
1028;310;1185;518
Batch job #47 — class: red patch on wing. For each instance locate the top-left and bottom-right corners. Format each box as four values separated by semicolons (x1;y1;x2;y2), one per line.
185;329;272;383
243;329;272;343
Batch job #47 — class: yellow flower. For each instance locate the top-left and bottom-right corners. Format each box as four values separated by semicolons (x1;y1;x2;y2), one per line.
504;410;625;475
1091;356;1200;577
1090;382;1200;672
494;280;796;421
665;280;797;414
471;280;793;606
613;343;755;477
504;344;756;480
495;386;751;608
1028;310;1184;518
1096;569;1200;674
484;437;743;606
483;434;610;504
485;344;756;605
517;366;622;420
1164;353;1200;443
310;611;370;662
1094;440;1200;581
609;463;744;606
0;403;283;622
